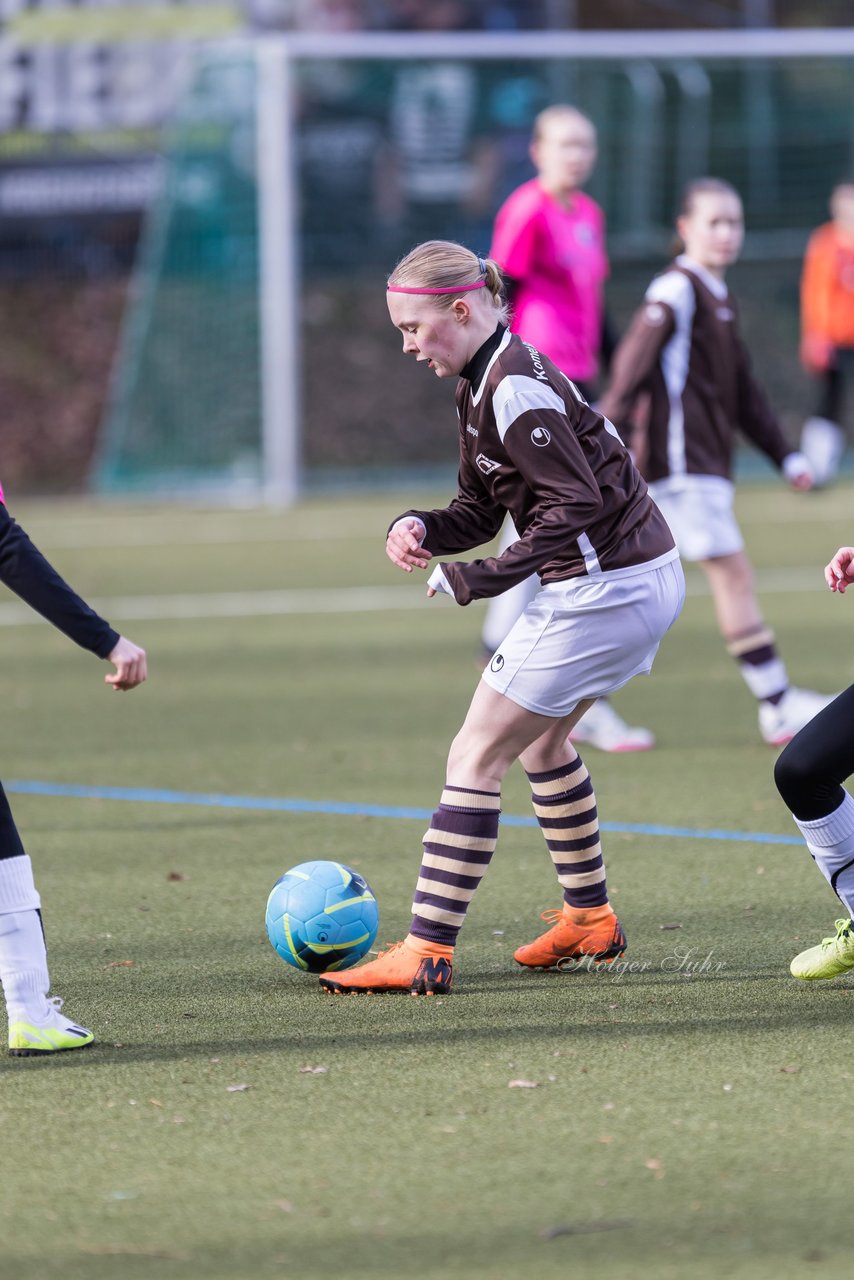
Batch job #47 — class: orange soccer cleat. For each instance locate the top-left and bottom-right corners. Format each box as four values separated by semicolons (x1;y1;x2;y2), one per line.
514;903;627;970
319;937;454;996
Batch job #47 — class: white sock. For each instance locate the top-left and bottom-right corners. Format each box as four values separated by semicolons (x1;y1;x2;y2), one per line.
0;856;50;1023
739;656;788;702
725;629;788;702
0;853;41;914
793;791;854;916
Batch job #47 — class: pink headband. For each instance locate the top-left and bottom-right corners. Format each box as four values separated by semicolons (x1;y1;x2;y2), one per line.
387;280;487;296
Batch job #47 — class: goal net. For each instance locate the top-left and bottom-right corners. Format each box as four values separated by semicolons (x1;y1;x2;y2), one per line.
95;28;854;502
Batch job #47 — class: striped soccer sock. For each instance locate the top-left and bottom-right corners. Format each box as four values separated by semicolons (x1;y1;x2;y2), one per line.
410;786;501;948
526;758;609;909
726;627;788;706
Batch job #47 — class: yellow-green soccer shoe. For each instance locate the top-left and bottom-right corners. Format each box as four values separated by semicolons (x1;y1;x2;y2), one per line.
8;997;94;1056
790;918;854;981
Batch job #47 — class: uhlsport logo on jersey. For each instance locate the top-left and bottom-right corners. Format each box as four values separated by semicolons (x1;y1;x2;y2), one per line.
531;426;551;447
490;653;505;672
476;453;501;474
644;302;667;325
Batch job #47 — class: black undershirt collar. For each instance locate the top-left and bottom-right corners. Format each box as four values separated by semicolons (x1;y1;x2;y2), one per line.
460;323;507;389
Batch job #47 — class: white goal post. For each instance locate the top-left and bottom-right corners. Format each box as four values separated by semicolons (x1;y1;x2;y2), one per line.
251;25;854;506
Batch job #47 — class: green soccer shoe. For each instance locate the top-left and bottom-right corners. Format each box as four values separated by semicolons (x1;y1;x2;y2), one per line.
8;997;94;1056
790;918;854;981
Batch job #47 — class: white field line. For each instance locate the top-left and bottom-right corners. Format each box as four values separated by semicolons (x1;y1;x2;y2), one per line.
0;585;433;626
0;567;833;627
19;517;386;550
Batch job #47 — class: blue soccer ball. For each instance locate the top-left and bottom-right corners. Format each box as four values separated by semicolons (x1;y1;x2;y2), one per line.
265;860;379;973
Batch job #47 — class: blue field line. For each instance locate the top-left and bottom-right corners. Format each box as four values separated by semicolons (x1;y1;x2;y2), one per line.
5;778;802;848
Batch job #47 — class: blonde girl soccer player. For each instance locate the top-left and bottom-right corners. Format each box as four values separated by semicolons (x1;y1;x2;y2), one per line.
320;240;684;996
600;177;834;748
481;103;653;753
0;481;147;1054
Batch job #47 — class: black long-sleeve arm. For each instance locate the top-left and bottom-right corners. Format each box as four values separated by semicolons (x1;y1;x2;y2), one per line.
0;504;119;658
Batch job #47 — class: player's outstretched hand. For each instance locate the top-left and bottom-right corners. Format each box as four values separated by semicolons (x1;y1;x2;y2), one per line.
386;517;432;574
825;547;854;593
105;635;148;690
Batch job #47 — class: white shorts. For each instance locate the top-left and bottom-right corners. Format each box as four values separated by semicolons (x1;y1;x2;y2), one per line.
649;476;743;562
480;517;539;652
481;555;685;718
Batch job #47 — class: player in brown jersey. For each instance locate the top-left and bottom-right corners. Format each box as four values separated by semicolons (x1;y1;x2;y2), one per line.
320;240;684;996
600;178;836;749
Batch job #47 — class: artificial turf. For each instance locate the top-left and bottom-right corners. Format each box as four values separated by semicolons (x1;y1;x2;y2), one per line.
1;484;852;1279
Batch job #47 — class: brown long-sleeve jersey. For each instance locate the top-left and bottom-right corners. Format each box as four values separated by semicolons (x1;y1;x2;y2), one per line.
395;327;676;607
599;256;795;485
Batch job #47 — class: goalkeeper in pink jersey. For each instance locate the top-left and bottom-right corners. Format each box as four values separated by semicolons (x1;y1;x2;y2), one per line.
0;479;147;1055
491;105;608;386
482;104;653;753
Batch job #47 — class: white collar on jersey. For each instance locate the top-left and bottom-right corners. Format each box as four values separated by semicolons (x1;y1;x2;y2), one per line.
470;327;514;406
675;254;729;301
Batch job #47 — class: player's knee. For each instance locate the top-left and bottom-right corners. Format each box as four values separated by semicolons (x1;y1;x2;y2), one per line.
446;730;479;778
774;740;821;810
446;729;511;784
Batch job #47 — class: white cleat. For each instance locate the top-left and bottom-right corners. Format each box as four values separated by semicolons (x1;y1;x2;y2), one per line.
759;687;838;747
569;700;655;753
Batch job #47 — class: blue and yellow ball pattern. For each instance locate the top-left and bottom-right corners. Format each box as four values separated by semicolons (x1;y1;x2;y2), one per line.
265;860;379;973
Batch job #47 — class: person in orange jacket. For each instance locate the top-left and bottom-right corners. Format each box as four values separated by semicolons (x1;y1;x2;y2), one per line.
799;180;854;485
